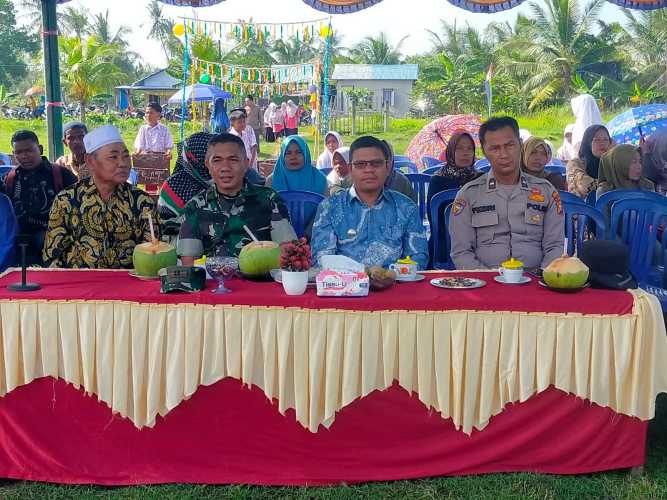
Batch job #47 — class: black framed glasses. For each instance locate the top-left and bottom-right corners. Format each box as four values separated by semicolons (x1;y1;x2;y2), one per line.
351;160;387;170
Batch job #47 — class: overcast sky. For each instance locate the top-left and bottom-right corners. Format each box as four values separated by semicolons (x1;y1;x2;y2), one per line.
21;0;626;68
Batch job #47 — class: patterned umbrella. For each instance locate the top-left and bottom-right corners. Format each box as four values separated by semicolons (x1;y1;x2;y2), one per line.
406;114;482;170
606;104;667;145
302;0;384;12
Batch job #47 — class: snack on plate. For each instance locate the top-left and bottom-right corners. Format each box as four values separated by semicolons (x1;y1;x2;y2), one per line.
438;277;480;288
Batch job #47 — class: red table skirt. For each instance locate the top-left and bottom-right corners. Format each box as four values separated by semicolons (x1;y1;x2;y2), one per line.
0;378;646;485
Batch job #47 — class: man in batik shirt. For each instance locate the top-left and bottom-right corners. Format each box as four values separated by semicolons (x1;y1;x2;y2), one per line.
43;125;159;268
178;133;296;263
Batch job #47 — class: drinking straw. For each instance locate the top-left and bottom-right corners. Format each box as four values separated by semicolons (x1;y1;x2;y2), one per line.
243;225;259;242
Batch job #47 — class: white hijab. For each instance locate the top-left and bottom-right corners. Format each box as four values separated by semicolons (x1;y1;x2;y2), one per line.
326;146;351;186
556;123;577;161
286;100;298;118
264;103;276;126
571;94;602;153
317;131;344;170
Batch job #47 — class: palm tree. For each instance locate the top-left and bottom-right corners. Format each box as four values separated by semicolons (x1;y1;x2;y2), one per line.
144;0;177;61
272;36;316;64
59;36;124;121
349;32;408;65
619;9;667;91
89;10;132;48
496;0;616;109
59;6;90;40
19;0;42;33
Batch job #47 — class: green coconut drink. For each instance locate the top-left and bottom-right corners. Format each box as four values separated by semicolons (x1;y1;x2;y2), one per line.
132;241;177;277
543;255;590;289
238;241;281;279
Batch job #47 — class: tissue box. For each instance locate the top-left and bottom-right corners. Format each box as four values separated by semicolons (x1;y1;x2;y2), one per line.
316;269;369;297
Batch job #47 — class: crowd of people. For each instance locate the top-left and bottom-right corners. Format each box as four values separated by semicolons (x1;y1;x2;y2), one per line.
2;94;667;279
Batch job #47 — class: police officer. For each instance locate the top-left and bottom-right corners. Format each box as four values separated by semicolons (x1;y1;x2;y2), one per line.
449;116;564;270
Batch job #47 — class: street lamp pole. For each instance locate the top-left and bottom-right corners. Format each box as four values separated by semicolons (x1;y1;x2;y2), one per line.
41;0;64;161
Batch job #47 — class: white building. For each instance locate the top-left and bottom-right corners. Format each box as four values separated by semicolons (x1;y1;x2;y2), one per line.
331;64;419;118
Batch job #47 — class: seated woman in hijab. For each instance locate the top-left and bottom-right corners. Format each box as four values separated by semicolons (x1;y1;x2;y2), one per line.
522;136;566;191
158;132;214;236
316;131;343;170
596;144;655;197
327;147;351;194
381;140;417;203
0;193;17;271
643;130;667;195
566;124;613;198
426;131;480;268
267;135;328;234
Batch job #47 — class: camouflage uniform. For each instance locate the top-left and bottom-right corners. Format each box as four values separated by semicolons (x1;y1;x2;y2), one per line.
177;182;296;258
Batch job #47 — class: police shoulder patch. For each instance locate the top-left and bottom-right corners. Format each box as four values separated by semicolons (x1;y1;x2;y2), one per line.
552;190;563;215
452;198;467;216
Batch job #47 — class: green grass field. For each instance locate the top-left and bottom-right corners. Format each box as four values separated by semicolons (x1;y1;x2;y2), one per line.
0;107;602;167
0;394;664;499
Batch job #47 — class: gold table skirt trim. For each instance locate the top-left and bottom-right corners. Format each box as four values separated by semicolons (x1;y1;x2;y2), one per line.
1;289;666;435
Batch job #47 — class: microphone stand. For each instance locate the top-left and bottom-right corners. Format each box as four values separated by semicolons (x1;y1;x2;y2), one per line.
7;242;41;292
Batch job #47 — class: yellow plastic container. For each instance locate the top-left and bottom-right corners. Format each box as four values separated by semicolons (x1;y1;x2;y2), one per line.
500;257;523;269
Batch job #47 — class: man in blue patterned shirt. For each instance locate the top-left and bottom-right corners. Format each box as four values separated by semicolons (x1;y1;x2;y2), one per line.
311;136;428;269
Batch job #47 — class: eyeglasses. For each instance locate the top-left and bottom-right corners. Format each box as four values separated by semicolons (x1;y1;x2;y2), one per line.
351;160;387;170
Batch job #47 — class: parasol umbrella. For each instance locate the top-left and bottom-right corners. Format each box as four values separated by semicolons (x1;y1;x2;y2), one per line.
24;86;44;97
606;104;667;145
168;84;232;105
406;114;482;170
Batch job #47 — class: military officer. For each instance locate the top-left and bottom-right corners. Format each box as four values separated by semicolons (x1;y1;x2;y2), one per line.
177;133;296;264
449;116;564;270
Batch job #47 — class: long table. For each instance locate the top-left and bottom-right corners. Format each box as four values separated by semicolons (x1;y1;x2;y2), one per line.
0;268;665;485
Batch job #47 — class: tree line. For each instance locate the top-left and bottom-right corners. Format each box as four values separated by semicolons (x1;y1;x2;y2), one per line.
3;0;666;118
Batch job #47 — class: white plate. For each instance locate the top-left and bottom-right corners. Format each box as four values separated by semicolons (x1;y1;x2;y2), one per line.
538;280;590;292
396;274;425;283
128;270;160;281
494;275;532;285
430;277;486;289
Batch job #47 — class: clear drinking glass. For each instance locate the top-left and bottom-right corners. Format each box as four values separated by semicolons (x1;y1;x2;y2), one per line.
205;256;239;294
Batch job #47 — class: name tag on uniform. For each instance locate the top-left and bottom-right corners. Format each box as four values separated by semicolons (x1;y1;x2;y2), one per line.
472;205;496;214
526;203;547;213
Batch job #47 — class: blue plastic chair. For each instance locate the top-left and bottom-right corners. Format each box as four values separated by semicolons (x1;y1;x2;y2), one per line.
393;160;419;174
559;190;587;206
585;191;596;206
562;201;606;256
0;193;16;271
423;166;442;175
406;173;431;221
319;167;332;176
0;165;12;181
474;158;490;172
544;165;566;175
421;156;442;169
394;155;410;163
548;158;564;167
429;189;459;270
610;198;667;285
596;190;667;236
277;190;325;238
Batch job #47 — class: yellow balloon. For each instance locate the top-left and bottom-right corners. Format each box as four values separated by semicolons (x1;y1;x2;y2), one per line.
319;25;329;38
173;24;185;37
